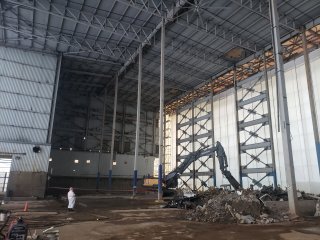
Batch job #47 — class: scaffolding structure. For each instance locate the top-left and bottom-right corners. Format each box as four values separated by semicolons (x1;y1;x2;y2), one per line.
176;95;215;191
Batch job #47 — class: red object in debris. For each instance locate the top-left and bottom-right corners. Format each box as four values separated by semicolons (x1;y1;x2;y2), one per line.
23;202;28;212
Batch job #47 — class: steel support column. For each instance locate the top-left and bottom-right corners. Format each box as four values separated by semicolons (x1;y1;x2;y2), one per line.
97;88;107;190
47;53;62;144
133;47;142;196
158;18;165;201
109;75;119;189
301;29;320;174
270;0;298;216
84;94;91;151
233;67;242;187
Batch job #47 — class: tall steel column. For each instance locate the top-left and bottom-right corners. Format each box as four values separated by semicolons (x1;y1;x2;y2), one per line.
109;75;119;189
121;103;126;153
158;18;165;201
233;67;242;187
47;53;62;144
97;87;107;190
133;47;142;196
301;29;320;173
84;94;91;151
270;0;298;215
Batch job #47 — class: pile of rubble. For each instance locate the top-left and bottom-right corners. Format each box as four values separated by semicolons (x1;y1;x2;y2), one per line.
184;188;290;224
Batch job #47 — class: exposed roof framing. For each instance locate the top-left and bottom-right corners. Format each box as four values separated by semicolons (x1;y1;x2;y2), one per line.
6;0;154;43
0;0;319;112
165;24;320;113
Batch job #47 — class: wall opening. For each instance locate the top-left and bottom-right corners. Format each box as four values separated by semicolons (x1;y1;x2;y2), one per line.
0;155;13;193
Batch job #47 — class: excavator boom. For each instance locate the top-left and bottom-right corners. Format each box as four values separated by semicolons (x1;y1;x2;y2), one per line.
165;141;241;190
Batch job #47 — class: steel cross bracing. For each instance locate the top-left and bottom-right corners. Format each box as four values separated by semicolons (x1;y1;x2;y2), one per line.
115;0;169;18
176;95;214;191
5;0;154;44
234;58;277;188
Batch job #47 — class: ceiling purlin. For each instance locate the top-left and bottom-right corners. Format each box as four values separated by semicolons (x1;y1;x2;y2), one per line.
5;0;154;44
66;0;87;54
30;0;36;48
114;0;155;55
116;0;189;78
114;0;168;18
230;0;297;32
0;1;7;44
78;0;103;55
159;35;230;68
1;15;132;62
42;0;53;51
172;4;259;53
283;0;320;25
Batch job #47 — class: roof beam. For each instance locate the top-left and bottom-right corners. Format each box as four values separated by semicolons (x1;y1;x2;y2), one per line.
230;0;298;32
0;1;7;44
156;40;229;68
173;15;258;52
63;69;113;78
114;0;169;18
118;0;189;77
5;0;153;43
0;19;135;62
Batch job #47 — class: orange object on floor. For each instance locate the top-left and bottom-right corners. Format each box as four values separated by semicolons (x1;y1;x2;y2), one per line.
23;202;28;212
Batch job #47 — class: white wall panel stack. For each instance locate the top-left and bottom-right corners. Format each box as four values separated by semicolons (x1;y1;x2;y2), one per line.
170;48;320;193
0;46;57;172
213;90;239;187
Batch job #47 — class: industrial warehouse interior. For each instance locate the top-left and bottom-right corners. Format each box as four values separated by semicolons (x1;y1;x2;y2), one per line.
0;0;320;239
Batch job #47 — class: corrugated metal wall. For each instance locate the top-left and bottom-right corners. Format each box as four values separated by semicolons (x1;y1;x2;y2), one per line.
170;48;320;193
52;94;156;156
0;46;57;171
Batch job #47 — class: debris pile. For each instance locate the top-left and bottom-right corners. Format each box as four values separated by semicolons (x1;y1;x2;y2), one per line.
184;188;290;224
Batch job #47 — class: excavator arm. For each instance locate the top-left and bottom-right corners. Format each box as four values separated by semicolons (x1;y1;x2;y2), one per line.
165;141;241;190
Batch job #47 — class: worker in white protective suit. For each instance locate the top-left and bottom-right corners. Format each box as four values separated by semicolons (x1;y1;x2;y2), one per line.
67;187;76;211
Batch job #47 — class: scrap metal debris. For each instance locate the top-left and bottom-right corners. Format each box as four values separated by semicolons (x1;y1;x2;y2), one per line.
165;187;299;224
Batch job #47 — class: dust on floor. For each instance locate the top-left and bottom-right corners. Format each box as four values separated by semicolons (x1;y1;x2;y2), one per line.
0;194;320;240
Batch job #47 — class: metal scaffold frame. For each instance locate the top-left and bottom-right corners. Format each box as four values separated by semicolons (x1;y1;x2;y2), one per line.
234;53;277;188
176;95;215;191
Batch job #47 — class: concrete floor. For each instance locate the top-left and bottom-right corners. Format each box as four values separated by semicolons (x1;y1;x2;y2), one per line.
1;194;320;240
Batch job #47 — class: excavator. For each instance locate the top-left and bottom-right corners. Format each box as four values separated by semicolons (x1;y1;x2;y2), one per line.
143;141;241;191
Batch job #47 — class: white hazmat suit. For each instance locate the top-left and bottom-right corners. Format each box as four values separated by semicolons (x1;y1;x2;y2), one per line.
68;187;76;210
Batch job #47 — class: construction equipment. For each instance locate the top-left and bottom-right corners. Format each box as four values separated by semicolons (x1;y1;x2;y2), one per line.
144;141;241;191
0;212;28;240
165;141;241;190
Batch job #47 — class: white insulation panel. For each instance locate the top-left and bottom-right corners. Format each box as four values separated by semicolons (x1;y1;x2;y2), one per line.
170;48;320;193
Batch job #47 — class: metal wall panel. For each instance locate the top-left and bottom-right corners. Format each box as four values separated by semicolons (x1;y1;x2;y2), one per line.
0;126;47;143
0;47;56;70
0;76;54;98
0;60;55;84
0;92;51;113
0;46;58;172
0;108;50;129
0;142;51;172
